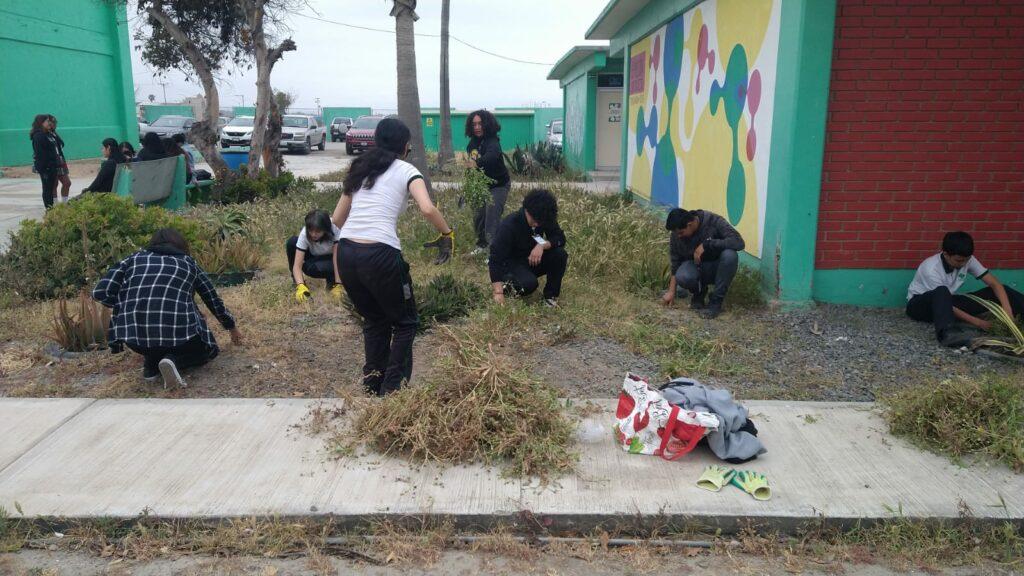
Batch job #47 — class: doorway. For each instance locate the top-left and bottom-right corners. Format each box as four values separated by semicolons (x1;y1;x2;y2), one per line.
595;88;622;171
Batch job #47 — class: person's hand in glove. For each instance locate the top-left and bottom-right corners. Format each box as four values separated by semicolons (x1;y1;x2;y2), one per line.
423;229;454;265
330;284;344;301
295;283;312;303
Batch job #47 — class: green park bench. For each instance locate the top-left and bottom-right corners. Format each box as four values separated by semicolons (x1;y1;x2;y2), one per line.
112;156;215;210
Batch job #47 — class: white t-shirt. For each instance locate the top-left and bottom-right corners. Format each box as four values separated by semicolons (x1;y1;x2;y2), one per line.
340;159;423;250
907;253;988;300
296;223;343;256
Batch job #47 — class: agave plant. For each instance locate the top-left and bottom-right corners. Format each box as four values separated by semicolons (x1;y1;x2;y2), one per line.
52;289;110;352
204;208;250;240
967;294;1024;357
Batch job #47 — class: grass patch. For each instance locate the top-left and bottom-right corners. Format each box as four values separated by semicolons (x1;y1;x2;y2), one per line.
317;168;348;182
625;317;736;379
352;325;577;480
883;374;1024;471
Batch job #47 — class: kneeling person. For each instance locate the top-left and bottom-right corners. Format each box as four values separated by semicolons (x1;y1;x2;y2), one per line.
489;189;568;307
287;209;343;302
906;231;1024;347
663;208;745;319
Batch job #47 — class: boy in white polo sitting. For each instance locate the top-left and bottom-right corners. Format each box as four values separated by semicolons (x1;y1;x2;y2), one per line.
906;231;1024;347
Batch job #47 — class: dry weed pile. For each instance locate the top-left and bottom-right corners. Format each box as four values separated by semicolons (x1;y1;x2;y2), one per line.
355;326;577;480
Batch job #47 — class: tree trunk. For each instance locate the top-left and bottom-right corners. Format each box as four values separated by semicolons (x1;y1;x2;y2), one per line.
438;0;453;168
242;0;295;177
145;5;228;178
263;98;284;176
392;0;433;195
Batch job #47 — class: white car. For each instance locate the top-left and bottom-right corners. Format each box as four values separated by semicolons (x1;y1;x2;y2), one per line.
280;115;326;154
547;120;563;149
220;116;256;148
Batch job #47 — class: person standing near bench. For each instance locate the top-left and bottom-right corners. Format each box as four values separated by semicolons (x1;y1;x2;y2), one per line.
30;114;61;209
332;117;454;396
288;209;343;302
489;189;568;308
906;231;1024;347
466;110;511;254
662;208;745;319
49;115;72;204
93;228;243;388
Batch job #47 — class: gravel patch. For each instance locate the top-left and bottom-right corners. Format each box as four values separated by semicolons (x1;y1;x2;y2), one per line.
530;337;660;397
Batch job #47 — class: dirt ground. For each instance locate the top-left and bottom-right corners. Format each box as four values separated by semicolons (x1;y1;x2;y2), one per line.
0;548;1009;576
1;157;101;179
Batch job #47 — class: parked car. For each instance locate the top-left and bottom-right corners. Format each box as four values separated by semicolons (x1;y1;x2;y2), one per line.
220;116;256;148
281;115;326;154
139;115;195;141
547;120;563;150
345;116;384;155
330;117;353;142
218;116;229;128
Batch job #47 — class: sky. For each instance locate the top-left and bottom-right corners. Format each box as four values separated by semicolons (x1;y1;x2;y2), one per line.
129;0;610;113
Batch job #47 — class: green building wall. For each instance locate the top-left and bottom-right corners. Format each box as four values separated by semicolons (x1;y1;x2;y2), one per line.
0;0;137;166
140;105;193;123
232;106;256;117
562;73;596;171
419;109;555;153
322;107;373;125
533;108;563;142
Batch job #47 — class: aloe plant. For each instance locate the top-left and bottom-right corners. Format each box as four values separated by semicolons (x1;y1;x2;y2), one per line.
966;294;1024;357
52;289;110;352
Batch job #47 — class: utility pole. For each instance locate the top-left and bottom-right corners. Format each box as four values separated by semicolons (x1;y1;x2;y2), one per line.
157;81;169;103
236;94;245;108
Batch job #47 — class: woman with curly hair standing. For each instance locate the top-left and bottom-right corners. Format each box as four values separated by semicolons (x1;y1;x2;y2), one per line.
465;109;511;254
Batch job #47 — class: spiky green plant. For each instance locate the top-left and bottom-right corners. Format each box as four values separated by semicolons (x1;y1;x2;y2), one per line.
52;289;110;352
966;294;1024;357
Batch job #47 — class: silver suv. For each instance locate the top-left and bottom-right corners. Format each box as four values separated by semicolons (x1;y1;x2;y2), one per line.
281;115;326;154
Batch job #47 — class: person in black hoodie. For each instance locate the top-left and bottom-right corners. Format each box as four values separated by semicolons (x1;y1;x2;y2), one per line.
662;208;746;319
82;138;126;194
465;109;511;254
30;114;60;209
135;132;167;162
488;189;568;307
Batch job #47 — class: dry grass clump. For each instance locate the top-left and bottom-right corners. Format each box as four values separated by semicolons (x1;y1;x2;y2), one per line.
354;326;577;480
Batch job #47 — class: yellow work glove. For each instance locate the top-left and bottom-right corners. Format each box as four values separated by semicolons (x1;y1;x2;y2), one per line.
423;230;454;265
330;284;344;301
730;470;772;501
295;283;312;303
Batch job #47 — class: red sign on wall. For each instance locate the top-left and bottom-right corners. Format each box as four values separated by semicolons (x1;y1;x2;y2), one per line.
629;51;646;95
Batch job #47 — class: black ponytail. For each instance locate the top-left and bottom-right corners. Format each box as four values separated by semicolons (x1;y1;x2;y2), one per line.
342;117;411;195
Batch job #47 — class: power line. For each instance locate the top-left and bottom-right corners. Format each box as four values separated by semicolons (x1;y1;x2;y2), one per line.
293;12;554;66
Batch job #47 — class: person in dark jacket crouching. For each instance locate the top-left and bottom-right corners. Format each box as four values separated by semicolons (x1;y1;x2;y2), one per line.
92;228;243;388
662;208;745;319
489;189;568;308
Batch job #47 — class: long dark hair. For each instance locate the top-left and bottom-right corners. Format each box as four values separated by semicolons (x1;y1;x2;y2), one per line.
342;117;410;195
464;109;501;139
164;137;184;157
121;141;136;159
141;132;165;154
103;138;126;163
303;209;333;241
147;228;190;255
30;114;49;138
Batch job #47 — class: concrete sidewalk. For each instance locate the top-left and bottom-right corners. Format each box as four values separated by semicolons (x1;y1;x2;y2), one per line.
0;398;1021;530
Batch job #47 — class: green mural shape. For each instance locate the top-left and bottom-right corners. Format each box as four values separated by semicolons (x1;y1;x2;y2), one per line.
709;44;750;224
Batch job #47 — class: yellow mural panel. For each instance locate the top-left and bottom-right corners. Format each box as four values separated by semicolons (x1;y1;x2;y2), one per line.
716;0;774;65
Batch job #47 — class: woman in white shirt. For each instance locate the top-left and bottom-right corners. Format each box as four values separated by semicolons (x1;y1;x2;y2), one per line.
287;209;343;302
332;118;453;396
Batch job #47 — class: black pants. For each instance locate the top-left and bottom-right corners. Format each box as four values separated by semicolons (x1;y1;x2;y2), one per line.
675;249;739;305
473;184;510;248
127;336;214;377
906;285;1024;337
286;236;337;287
40;171;56;209
338;240;418;396
503;246;568;300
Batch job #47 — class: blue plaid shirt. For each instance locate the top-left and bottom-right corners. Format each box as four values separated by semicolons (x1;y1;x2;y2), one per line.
92;249;235;352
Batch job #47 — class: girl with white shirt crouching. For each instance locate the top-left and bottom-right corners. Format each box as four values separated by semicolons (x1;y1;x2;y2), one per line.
332;118;453;396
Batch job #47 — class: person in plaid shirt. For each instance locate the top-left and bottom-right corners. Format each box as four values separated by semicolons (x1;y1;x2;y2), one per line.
93;228;243;387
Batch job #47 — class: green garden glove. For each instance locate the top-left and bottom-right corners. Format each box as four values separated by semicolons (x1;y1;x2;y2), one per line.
696;465;735;492
730;470;772;501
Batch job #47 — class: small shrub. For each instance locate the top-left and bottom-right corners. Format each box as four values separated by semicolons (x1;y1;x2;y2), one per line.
52;289;110;352
627;252;670;297
212;170;313;203
884;375;1024;471
0;194;205;300
461;167;494;210
416;274;484;331
193;235;266;274
966;294;1024;357
203;208;249;240
725;267;766;309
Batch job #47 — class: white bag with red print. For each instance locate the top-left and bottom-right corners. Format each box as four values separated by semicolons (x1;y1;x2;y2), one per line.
613;373;719;460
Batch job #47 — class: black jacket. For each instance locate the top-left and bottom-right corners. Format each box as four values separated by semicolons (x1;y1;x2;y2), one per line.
31;130;60;173
488;209;566;282
135;146;166;162
669;209;745;273
83;159;119;193
467;135;510;187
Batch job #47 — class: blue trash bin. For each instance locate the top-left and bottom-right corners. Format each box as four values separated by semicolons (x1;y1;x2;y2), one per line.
222;148;250;171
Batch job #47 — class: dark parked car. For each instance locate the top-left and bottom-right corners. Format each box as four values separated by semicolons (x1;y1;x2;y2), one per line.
345;116;384;155
330;117;353;142
139;115;194;140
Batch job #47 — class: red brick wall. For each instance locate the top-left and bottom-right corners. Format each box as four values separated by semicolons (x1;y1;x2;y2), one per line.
816;0;1024;269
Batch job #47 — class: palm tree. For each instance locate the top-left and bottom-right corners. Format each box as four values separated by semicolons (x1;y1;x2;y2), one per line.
438;0;454;167
390;0;433;195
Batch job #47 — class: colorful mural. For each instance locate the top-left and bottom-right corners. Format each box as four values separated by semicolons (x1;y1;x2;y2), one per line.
626;0;780;257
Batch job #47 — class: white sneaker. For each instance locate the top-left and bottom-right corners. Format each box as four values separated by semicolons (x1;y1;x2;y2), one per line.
543;298;559;308
158;358;187;388
470;246;487;256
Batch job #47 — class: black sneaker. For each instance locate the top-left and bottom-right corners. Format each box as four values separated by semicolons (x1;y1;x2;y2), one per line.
691;292;707;310
700;303;723;319
938;327;973;348
142;366;160;383
158;358;187;388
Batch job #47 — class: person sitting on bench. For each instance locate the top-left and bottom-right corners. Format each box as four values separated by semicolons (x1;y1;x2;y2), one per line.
662;208;745;319
488;188;568;307
906;231;1024;347
287;209;343;302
